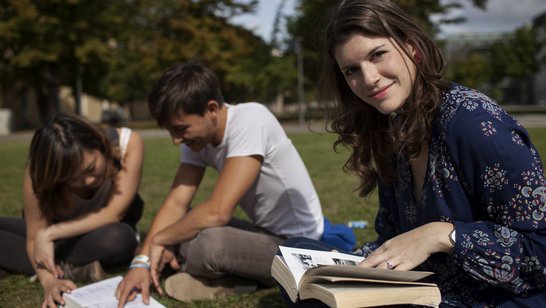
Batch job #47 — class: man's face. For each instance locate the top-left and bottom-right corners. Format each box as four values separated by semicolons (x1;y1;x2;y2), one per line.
167;107;216;152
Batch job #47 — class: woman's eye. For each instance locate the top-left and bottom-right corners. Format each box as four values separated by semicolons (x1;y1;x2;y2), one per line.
371;50;387;61
344;67;358;76
84;165;96;175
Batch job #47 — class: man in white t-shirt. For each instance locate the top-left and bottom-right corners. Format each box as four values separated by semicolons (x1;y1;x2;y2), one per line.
116;63;324;305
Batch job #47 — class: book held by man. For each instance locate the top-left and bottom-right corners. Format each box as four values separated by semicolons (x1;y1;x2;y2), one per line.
272;246;441;308
62;275;165;308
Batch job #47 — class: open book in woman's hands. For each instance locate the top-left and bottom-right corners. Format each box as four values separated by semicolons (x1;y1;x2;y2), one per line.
272;246;441;308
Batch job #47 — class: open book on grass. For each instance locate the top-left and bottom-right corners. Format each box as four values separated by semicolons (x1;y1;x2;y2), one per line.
271;246;441;308
63;275;165;308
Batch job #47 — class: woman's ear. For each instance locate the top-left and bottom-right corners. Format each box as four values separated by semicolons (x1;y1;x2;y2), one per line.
406;40;421;62
413;50;422;62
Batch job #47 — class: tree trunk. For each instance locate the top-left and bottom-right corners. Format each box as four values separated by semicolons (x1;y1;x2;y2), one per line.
273;92;284;114
520;79;528;105
36;65;60;123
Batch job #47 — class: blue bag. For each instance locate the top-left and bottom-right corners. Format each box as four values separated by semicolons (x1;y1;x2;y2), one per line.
319;218;357;253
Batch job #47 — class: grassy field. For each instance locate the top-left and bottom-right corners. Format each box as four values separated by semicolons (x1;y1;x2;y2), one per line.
1;126;545;307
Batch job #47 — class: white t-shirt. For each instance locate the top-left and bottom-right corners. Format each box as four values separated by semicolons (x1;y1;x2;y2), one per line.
180;103;324;240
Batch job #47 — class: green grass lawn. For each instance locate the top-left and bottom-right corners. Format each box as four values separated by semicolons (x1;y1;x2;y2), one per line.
1;127;545;307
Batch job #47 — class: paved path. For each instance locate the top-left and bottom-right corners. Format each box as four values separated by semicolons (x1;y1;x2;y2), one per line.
1;115;544;144
511;115;546;128
0;121;328;143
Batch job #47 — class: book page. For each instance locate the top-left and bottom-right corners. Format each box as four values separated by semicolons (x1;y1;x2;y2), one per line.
305;275;437;286
279;246;364;286
63;276;165;308
305;264;435;283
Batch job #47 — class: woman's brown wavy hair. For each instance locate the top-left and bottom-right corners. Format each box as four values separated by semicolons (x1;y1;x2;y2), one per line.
27;113;119;221
320;0;451;198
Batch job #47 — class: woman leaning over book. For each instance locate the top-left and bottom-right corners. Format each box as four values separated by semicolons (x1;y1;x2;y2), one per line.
279;0;546;306
0;113;144;308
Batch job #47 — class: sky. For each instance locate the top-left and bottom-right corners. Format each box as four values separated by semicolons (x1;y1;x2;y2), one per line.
232;0;546;42
437;0;546;37
231;0;297;43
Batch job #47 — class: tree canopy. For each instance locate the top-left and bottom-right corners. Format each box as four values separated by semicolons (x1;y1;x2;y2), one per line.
6;0;541;123
0;0;265;122
283;0;490;102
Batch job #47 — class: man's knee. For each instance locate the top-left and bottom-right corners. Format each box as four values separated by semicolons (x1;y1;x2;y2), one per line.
185;227;228;259
181;227;232;277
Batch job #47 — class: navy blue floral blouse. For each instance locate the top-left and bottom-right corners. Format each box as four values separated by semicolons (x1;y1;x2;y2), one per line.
357;83;546;307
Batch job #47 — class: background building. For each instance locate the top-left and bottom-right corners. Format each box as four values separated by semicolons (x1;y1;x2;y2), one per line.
532;11;546;106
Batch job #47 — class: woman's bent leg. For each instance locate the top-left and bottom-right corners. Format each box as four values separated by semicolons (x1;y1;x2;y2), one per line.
0;217;34;275
56;222;137;267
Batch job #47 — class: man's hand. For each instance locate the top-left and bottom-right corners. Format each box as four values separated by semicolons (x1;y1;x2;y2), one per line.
40;274;76;308
149;243;180;295
115;268;153;308
358;222;454;271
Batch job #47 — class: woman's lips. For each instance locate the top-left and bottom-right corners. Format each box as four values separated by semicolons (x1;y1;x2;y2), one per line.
369;82;394;100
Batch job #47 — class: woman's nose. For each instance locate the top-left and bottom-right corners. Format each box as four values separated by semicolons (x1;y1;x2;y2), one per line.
361;62;379;86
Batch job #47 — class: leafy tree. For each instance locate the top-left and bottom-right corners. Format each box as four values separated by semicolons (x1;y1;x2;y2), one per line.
490;27;539;81
255;1;301;110
99;0;265;109
489;26;540;104
1;0;266;123
284;0;489;102
0;0;133;121
445;51;493;95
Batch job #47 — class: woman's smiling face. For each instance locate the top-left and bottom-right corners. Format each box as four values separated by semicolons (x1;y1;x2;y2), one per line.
334;33;417;114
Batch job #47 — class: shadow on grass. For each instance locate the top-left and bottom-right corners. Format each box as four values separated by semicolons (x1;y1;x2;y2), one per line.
257;289;286;307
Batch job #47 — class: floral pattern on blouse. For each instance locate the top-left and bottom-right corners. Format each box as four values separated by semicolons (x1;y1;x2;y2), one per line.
357;83;546;307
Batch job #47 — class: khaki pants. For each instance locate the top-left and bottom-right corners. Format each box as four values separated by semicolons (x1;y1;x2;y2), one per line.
178;218;286;286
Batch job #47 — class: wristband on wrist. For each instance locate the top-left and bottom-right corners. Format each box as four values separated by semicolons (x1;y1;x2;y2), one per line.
129;262;150;270
131;255;149;264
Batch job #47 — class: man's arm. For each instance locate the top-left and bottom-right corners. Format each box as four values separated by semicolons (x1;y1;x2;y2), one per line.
147;155;264;297
150;155;263;246
139;162;205;255
116;162;204;307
